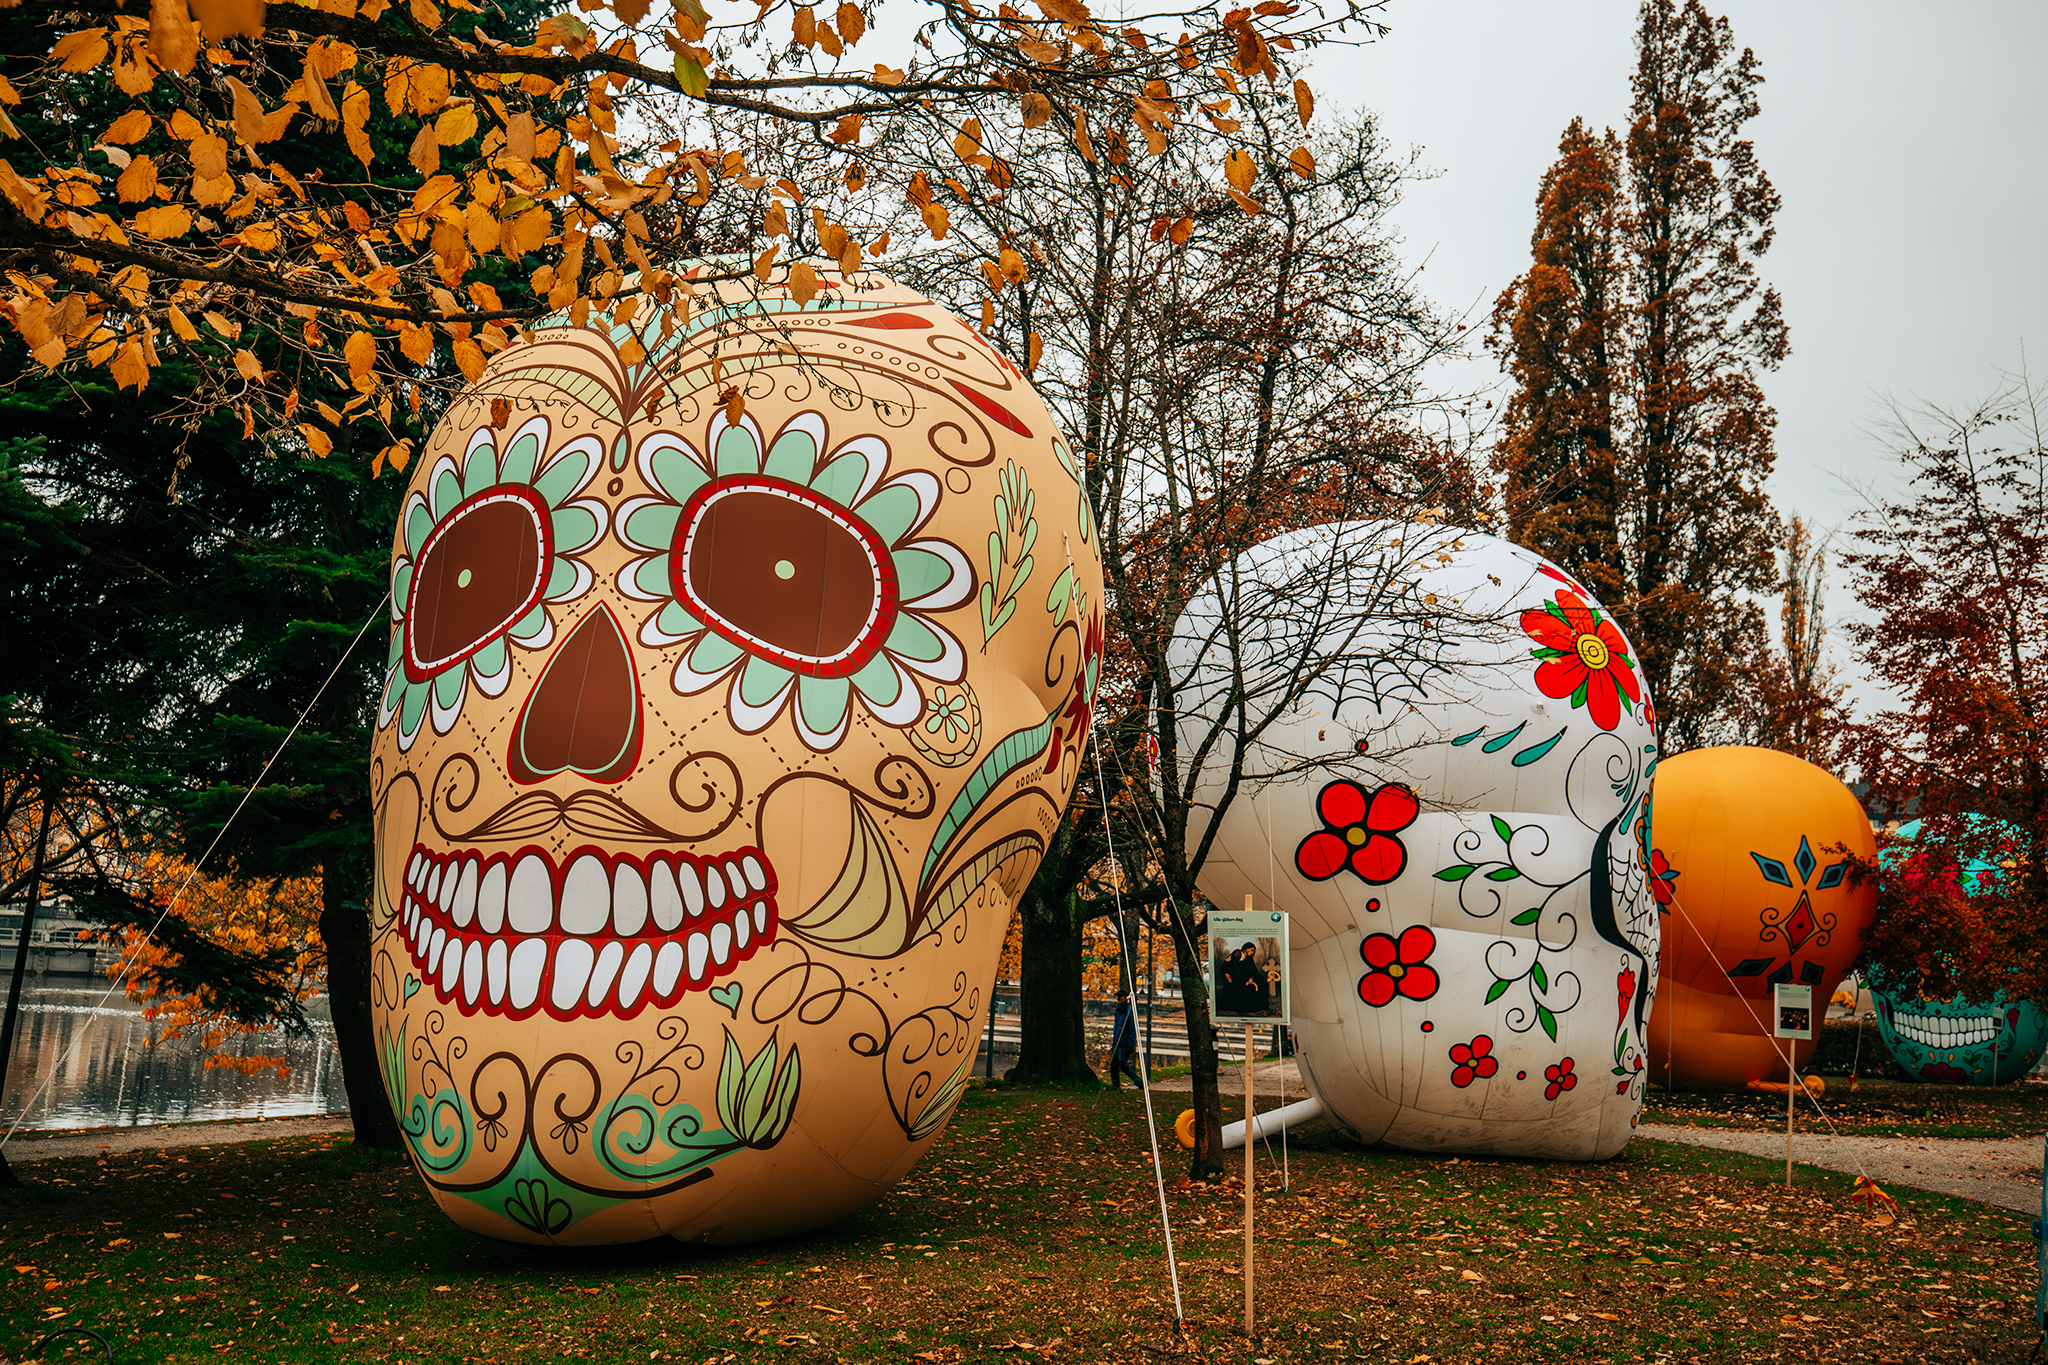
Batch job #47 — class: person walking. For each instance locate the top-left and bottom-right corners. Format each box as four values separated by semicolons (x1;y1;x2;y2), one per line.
1108;990;1144;1090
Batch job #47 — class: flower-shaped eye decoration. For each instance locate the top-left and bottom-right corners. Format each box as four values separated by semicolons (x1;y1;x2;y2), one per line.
1296;781;1420;884
1521;590;1641;732
617;410;973;752
380;417;606;749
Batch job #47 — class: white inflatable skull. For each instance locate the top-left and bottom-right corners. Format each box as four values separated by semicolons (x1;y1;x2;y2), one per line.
1170;522;1659;1160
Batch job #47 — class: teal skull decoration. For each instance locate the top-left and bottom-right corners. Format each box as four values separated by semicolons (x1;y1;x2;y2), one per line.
1865;818;2047;1085
1866;966;2048;1085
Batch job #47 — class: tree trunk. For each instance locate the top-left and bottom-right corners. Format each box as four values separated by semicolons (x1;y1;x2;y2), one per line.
321;860;402;1151
1008;885;1098;1084
1168;907;1226;1180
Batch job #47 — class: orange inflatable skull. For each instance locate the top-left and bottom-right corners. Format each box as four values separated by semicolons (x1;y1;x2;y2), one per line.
368;267;1101;1244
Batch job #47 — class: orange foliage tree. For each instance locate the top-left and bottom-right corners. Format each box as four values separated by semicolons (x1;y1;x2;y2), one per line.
1843;374;2048;1002
97;847;325;1076
1490;0;1787;751
0;0;1354;462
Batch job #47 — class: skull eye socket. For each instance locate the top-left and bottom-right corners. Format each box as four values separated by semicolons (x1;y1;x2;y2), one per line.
404;487;554;681
670;476;898;678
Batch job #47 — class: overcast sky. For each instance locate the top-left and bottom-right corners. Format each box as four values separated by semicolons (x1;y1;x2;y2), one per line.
1307;0;2047;702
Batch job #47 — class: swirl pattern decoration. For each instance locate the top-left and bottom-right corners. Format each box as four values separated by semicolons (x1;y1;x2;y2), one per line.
369;265;1101;1245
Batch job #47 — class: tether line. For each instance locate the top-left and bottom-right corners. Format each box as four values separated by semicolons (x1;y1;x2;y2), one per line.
1;593;390;1150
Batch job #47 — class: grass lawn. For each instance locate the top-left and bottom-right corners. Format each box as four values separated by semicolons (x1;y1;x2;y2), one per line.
1647;1077;2048;1141
0;1084;2036;1363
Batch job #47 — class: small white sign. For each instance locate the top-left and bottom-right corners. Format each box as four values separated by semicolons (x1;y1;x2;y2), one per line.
1773;982;1814;1040
1208;909;1289;1025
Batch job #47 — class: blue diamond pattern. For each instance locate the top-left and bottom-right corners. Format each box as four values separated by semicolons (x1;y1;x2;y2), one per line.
1794;836;1816;883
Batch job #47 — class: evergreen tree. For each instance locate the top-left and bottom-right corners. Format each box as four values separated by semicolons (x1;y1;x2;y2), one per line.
0;0;549;1151
1491;0;1787;750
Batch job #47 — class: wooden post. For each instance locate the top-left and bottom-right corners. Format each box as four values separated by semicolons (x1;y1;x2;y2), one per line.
1243;1020;1255;1338
1784;1049;1796;1187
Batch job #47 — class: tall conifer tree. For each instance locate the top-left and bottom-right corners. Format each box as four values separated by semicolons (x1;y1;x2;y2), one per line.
1491;0;1787;750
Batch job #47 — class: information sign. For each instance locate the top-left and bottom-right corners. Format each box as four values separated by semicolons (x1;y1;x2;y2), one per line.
1773;982;1814;1040
1208;907;1289;1026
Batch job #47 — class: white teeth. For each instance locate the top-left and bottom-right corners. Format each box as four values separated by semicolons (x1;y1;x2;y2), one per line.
508;937;546;1011
477;861;508;934
678;862;706;918
650;861;685;932
451;859;479;929
652;941;684;998
560;855;610;936
402;849;777;1012
552;938;595;1012
587;941;625;1009
486;938;509;1005
618;942;653;1010
509;855;553;934
612;865;648;938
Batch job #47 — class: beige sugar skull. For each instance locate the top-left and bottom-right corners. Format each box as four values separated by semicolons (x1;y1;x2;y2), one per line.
368;266;1102;1245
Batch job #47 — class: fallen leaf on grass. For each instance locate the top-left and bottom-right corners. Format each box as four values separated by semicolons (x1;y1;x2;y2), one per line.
1460;1268;1485;1283
1591;1312;1621;1321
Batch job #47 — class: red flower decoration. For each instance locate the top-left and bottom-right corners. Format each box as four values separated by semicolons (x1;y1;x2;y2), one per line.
1520;591;1641;732
1543;1057;1578;1100
1919;1061;1970;1084
1616;965;1637;1025
1358;925;1439;1006
1449;1035;1498;1088
1296;781;1420;885
1648;849;1678;906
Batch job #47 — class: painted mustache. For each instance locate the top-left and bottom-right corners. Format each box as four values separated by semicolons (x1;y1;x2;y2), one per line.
398;844;777;1019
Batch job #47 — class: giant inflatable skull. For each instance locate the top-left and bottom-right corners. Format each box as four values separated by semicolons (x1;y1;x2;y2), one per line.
1170;523;1659;1160
369;266;1102;1244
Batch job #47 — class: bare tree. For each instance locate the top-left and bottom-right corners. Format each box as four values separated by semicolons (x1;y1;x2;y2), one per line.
906;93;1482;1173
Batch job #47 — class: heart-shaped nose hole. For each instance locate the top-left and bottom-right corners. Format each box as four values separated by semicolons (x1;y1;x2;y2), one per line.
508;603;642;785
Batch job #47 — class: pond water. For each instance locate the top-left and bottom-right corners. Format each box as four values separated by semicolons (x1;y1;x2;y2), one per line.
0;974;348;1133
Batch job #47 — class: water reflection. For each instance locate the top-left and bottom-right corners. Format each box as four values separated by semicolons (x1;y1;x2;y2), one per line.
0;975;348;1131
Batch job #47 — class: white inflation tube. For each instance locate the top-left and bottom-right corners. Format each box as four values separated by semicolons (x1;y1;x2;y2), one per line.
1220;1097;1324;1151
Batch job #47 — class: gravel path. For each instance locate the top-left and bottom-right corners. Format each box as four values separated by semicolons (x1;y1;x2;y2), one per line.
1638;1122;2045;1215
0;1113;353;1164
1141;1058;2046;1215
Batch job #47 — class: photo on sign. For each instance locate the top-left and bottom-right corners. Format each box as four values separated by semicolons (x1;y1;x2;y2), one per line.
1777;1005;1811;1035
1211;936;1283;1020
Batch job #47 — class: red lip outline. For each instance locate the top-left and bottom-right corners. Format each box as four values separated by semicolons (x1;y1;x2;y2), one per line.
396;843;778;1021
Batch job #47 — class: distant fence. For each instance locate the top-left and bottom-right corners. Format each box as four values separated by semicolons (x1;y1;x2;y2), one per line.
969;991;1289;1076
